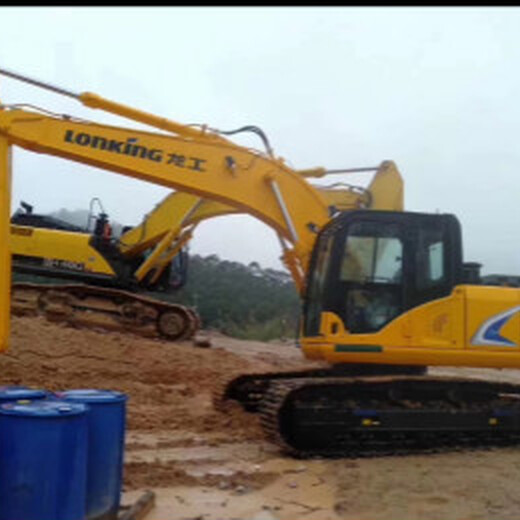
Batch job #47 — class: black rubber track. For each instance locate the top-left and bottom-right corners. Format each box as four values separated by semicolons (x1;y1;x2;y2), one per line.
12;282;200;341
217;370;520;458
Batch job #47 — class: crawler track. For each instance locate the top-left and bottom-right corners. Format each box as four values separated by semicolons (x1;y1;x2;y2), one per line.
216;369;520;457
11;282;200;341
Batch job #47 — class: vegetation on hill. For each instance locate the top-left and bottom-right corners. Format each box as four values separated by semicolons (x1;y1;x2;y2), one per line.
163;255;301;341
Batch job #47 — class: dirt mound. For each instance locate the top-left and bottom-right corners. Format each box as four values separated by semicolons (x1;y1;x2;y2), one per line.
1;317;276;437
0;316;306;492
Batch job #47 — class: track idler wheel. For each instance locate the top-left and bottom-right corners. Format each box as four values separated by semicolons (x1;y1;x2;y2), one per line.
156;307;195;341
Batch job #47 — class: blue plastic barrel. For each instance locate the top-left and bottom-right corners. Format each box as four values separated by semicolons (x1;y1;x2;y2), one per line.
0;400;88;520
0;386;47;403
58;389;127;520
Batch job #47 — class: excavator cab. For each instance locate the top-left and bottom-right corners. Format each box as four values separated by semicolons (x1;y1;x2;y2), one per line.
303;210;464;337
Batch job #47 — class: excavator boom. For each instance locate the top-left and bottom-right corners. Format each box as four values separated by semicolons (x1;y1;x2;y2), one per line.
1;109;329;278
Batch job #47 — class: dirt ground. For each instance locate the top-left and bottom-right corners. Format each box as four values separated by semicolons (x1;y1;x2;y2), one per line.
3;316;520;520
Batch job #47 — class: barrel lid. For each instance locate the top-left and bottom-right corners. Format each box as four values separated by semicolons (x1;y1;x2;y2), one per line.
56;389;128;404
0;400;87;417
0;387;47;401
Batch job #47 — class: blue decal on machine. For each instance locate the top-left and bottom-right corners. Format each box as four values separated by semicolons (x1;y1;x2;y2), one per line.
471;305;520;347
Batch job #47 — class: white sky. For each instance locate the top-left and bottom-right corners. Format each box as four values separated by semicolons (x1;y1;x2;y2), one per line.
1;6;519;275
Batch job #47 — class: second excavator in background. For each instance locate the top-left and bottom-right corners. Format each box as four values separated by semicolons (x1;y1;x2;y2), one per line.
10;193;198;340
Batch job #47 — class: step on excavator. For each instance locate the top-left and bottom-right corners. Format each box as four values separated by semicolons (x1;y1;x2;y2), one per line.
1;69;520;458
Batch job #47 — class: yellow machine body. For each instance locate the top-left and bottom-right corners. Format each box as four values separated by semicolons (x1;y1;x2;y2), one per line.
303;285;520;368
10;225;115;276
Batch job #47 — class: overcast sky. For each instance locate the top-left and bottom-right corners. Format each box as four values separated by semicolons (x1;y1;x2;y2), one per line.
1;7;519;275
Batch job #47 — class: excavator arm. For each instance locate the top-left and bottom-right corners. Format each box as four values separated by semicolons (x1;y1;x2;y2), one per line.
0;108;330;281
0;87;403;288
118;161;403;288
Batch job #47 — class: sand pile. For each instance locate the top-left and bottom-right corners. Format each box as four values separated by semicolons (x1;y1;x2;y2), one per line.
0;316;277;438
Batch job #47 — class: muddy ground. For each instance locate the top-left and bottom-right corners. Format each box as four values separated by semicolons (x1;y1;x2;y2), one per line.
3;315;520;520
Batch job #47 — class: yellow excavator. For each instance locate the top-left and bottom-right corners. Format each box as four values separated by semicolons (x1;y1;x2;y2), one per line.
1;69;520;457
